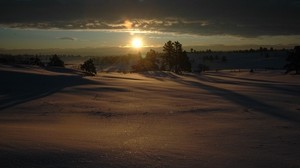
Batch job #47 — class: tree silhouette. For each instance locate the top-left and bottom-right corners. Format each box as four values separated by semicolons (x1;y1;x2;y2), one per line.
198;63;209;73
131;41;191;73
285;46;300;74
162;41;191;73
178;50;192;72
144;49;159;71
131;50;159;72
81;59;97;75
29;56;44;67
221;56;227;63
162;41;175;71
48;55;64;67
173;41;182;73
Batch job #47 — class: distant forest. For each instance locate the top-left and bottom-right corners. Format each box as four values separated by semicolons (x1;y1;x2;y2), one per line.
0;45;298;74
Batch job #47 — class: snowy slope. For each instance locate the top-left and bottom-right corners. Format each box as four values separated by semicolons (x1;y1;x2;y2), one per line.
0;65;299;168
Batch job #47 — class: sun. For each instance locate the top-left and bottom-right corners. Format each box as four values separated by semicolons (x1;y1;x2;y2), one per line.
132;38;143;48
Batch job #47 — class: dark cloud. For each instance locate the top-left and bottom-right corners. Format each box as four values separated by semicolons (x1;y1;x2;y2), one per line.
57;37;77;41
0;0;300;37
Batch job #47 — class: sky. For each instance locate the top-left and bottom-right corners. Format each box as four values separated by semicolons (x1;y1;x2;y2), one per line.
0;0;300;54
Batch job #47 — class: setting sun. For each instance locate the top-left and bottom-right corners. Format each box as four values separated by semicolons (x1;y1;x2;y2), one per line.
132;38;143;48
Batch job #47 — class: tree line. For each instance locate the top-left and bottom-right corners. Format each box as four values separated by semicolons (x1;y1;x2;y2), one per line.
189;47;290;53
1;44;299;75
0;54;97;75
0;54;65;67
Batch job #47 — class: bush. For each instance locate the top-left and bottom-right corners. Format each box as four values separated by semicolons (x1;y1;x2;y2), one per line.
29;56;44;67
48;55;64;67
81;59;97;75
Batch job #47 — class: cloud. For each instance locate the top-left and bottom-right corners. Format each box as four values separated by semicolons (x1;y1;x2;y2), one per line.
0;0;300;37
57;37;77;41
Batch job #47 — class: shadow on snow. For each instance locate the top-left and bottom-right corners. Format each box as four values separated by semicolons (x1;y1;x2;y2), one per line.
0;70;98;111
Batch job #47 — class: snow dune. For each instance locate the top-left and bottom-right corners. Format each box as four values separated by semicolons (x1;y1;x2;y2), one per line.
0;65;300;168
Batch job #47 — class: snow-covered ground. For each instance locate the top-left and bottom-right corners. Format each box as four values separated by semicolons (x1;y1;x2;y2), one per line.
0;64;300;168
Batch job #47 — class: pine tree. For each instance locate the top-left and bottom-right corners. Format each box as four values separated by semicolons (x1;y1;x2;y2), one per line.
162;41;191;74
81;59;97;75
162;41;175;71
174;41;182;73
179;51;192;72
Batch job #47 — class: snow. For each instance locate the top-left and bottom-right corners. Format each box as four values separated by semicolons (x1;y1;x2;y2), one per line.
0;64;300;168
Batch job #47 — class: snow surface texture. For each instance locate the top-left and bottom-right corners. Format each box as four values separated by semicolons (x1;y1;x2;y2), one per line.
0;64;300;168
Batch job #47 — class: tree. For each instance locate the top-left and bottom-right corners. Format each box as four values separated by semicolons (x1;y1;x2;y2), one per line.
178;51;192;72
131;50;159;72
131;41;191;73
144;49;159;71
215;55;219;60
81;59;97;75
173;41;183;73
29;56;44;66
162;41;175;71
198;63;209;73
162;41;191;73
48;55;64;67
221;56;227;63
285;46;300;74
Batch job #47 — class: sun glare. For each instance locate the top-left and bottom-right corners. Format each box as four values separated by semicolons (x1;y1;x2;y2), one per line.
132;38;143;48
